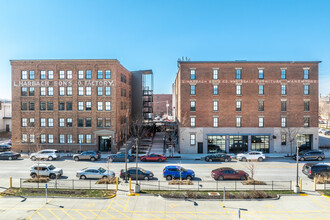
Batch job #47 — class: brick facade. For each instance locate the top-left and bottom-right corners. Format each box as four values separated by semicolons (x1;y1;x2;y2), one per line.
153;94;172;117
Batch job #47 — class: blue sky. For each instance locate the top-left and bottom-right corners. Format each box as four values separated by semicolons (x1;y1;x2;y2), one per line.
0;0;330;99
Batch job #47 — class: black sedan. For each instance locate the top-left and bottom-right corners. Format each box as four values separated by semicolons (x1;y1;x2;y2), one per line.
108;153;135;162
0;151;21;160
0;144;11;152
205;153;232;162
120;167;154;180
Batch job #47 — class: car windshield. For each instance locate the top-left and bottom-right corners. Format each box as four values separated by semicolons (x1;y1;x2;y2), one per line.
181;168;187;172
139;168;146;173
99;168;106;173
48;165;56;170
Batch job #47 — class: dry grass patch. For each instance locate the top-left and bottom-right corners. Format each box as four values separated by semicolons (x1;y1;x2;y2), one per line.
23;177;50;183
242;179;267;185
314;175;330;184
169;179;193;185
96;177;118;184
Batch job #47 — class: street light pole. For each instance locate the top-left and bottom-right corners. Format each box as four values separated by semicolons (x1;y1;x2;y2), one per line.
294;138;300;193
125;109;129;183
135;138;139;186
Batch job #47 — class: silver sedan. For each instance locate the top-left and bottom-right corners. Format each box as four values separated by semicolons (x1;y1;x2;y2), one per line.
76;167;115;179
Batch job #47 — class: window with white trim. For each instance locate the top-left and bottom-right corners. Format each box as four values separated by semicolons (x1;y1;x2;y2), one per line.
40;71;46;79
40;87;46;96
97;102;103;111
213;69;218;79
67;87;72;96
67;135;73;144
236;117;241;127
67;70;72;79
236;85;241;95
190;117;195;127
59;70;65;79
59;87;65;96
40;134;46;143
213;101;218;111
48;70;53;79
190;69;196;79
48;118;53;127
78;70;84;79
59;118;65;127
59;134;65;144
78;102;83;111
190;134;196;145
281;117;286;127
213;117;219;127
97;87;103;96
21;71;27;79
30;134;35;143
105;87;111;96
78;134;84;143
48;87;53;96
105;101;111;111
40;118;46;127
78;87;84;96
86;101;92;111
48;134;54;143
258;117;264;127
86;87;91;96
86;134;92;143
22;134;27;143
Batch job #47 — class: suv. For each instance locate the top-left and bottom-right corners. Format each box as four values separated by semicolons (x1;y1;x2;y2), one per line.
204;153;231;162
0;144;11;152
30;164;63;179
302;163;330;178
73;151;101;161
120;167;154;180
236;151;266;162
30;149;60;161
163;165;195;180
293;150;325;161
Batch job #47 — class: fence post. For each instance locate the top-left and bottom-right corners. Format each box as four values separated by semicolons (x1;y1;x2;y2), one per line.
129;178;131;192
19;178;21;188
254;181;255;190
10;177;12;188
314;177;316;191
158;181;160;190
216;181;218;191
324;182;326;190
198;181;199;191
290;180;292;190
116;177;119;191
300;178;302;192
90;180;91;190
272;181;273;190
235;180;237;191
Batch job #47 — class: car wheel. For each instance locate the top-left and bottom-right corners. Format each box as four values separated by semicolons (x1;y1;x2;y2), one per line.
208;159;212;162
142;158;146;162
217;175;224;181
224;158;229;162
166;175;172;180
49;174;56;179
300;157;305;161
74;157;79;161
317;157;323;161
241;157;247;162
80;175;86;180
186;175;192;180
8;157;13;160
31;173;37;178
90;157;95;161
258;157;263;162
240;176;247;180
48;156;53;161
31;156;36;161
158;159;162;162
144;176;149;180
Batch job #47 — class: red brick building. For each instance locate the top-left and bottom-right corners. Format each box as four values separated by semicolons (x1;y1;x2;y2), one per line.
153;94;172;117
174;61;320;154
11;59;131;153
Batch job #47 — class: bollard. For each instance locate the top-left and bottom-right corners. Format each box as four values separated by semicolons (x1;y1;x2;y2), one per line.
116;177;119;191
129;178;131;192
314;177;316;191
300;178;302;192
223;187;225;202
10;176;12;188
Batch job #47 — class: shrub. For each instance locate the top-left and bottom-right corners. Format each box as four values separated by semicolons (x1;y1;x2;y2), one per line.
242;178;267;185
24;177;50;183
314;175;330;184
96;177;118;184
169;180;193;185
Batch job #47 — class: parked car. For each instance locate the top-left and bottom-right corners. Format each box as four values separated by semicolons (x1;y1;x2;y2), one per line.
211;167;249;180
140;154;167;162
73;151;101;161
30;164;63;179
302;163;330;178
120;167;154;180
319;128;327;134
0;144;11;152
163;165;195;180
298;144;311;152
0;151;21;160
108;153;135;162
236;151;266;162
76;167;115;179
325;130;330;136
204;153;231;162
293;150;325;161
30;149;60;161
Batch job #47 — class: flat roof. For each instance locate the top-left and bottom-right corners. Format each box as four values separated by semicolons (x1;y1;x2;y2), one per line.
178;61;321;64
10;59;119;62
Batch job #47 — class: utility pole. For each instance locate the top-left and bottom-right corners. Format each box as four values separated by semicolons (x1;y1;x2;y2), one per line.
294;137;301;193
125;109;129;183
135;138;140;193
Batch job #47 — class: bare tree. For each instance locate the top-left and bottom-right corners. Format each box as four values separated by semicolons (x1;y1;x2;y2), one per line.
282;127;300;156
246;161;256;180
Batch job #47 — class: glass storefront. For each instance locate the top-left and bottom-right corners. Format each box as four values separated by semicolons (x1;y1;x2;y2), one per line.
99;136;111;152
296;134;312;151
207;136;226;153
229;136;248;154
251;136;270;153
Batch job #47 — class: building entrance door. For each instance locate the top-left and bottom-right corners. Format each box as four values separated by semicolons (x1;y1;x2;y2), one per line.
198;142;203;154
99;136;111;152
5;124;9;132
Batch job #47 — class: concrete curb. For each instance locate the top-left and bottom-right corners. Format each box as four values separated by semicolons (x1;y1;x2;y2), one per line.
0;195;112;200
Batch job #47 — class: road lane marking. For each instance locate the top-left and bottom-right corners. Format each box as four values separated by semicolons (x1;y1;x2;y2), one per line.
124;196;131;211
61;209;76;220
174;212;191;220
26;198;53;220
101;210;117;219
37;211;47;220
48;208;61;220
106;198;115;211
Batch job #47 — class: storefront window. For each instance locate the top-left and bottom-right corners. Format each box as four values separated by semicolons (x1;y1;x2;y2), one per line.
296;134;312;151
229;136;248;153
207;136;226;153
251;136;270;153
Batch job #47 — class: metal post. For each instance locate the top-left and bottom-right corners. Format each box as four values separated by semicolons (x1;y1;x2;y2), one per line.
125;109;129;183
135;139;138;185
223;187;225;202
10;176;12;188
158;181;160;190
272;181;274;190
198;181;199;191
295;141;300;193
129;178;131;192
19;178;21;188
300;178;302;192
116;177;119;191
90;180;91;189
235;180;237;191
45;183;48;204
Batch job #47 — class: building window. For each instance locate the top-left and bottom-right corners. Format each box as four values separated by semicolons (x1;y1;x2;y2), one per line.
97;118;103;127
59;134;65;144
48;134;54;144
48;87;53;96
67;135;73;144
29;102;35;111
48;118;53;127
29;87;35;96
21;71;27;79
105;70;111;79
236;100;241;111
97;70;103;79
281;100;287;112
67;87;72;96
190;85;196;95
213;85;218;95
86;118;92;127
213;117;219;127
281;134;286;145
86;70;92;79
86;134;92;143
304;85;310;95
22;134;27;143
22;118;27;127
30;134;35;143
40;87;46;96
213;69;218;80
40;118;46;127
59;87;65;96
236;69;241;79
97;102;103;111
59;118;65;127
40;101;46;111
86;101;92;111
190;101;196;111
29;118;35;127
78;134;84;143
47;102;53;111
190;69;196;80
213;100;218;111
236;85;241;95
78;70;84;79
105;101;111;111
190;134;196;145
190;117;195;127
78;87;84;96
304;101;310;111
21;102;27;110
258;69;264;79
105;118;111;127
21;87;27;96
281;69;286;79
258;85;264;95
40;71;46;79
59;70;65;79
86;87;91;96
281;85;287;95
48;70;53;79
67;118;72;127
59;102;65;111
259;117;264;127
67;70;72;79
258;100;264;112
304;117;310;127
304;69;309;79
66;102;72;111
78;102;83;111
78;118;84;127
105;87;111;96
236;117;241;127
281;117;286;127
97;87;103;96
40;134;46;143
